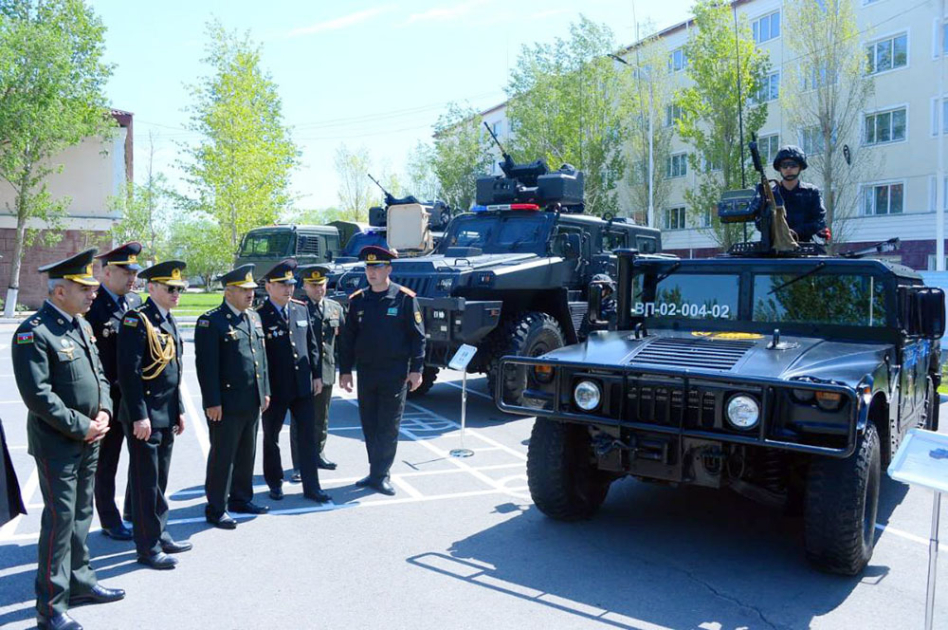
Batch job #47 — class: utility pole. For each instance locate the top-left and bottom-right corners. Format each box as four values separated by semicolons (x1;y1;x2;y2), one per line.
610;51;655;227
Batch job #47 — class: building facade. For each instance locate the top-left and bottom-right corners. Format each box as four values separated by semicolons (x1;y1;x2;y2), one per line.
479;0;948;270
0;110;132;308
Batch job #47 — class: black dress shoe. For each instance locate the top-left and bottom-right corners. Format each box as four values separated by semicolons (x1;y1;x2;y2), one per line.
37;612;83;630
355;475;372;488
228;501;269;515
304;489;332;503
317;455;337;470
160;540;193;554
290;470;302;483
136;551;178;570
373;478;396;496
101;523;133;541
205;512;237;530
269;487;284;500
68;583;126;606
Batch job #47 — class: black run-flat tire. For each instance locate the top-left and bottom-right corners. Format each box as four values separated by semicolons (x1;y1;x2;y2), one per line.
527;418;612;521
804;422;881;576
488;312;565;405
407;366;439;399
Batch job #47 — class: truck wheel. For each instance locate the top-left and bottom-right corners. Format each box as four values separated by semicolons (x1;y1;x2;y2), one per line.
407;366;439;399
803;422;880;575
527;418;612;521
488;312;565;405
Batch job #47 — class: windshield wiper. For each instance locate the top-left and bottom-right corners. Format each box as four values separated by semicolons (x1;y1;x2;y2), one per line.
768;261;827;295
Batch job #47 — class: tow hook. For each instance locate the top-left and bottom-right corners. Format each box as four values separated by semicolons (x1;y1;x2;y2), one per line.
593;433;629;457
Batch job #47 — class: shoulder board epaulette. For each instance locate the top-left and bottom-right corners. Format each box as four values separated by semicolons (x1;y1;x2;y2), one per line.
290;298;306;305
349;289;364;299
398;286;416;297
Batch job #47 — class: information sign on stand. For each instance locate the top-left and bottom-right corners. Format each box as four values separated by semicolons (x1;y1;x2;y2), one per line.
448;344;478;458
888;428;948;630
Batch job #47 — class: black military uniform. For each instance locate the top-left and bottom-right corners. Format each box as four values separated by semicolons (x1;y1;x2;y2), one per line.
86;242;143;541
257;260;329;503
340;246;425;495
194;265;270;528
748;145;828;242
292;264;344;472
11;249;125;630
0;416;26;527
118;261;192;570
580;274;617;336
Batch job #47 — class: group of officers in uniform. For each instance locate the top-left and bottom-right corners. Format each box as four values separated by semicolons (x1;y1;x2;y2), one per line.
11;242;425;630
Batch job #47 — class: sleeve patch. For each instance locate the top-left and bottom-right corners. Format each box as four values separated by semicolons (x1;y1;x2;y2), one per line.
414;310;422;324
198;319;210;328
122;315;139;327
16;332;34;344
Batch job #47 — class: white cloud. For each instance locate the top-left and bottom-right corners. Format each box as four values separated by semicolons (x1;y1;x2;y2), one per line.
287;7;391;38
404;0;492;25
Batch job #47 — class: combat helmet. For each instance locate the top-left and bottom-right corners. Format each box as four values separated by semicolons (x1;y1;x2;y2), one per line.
773;145;808;170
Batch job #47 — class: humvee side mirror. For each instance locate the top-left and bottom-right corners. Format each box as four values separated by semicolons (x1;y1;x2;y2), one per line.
326;251;333;262
915;288;946;339
588;283;605;325
564;233;581;260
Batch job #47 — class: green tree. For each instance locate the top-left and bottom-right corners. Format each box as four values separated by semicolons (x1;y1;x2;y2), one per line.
109;133;170;262
505;16;628;217
676;0;769;249
405;141;440;201
334;143;373;222
0;0;114;316
781;0;876;248
179;21;299;254
166;211;230;291
431;104;492;212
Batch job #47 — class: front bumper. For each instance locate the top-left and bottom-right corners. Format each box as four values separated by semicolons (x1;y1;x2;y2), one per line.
417;297;502;348
497;357;859;459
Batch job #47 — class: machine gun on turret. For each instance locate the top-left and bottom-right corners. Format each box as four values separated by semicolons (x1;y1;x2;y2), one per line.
476;122;584;212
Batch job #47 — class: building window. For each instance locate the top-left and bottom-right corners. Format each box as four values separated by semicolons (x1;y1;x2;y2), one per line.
753;12;780;43
491;121;504;136
801;65;835;91
752;71;780;103
932;97;948;135
801;127;825;156
864;107;907;145
758;133;780;166
927;255;948;271
867;34;908;74
700;205;712;228
666;153;688;179
664;103;683;128
664;206;686;230
668;48;687;73
702;153;722;172
930;176;948;211
861;182;904;215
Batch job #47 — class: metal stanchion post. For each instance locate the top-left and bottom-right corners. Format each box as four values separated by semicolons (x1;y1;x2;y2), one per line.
926;491;942;630
450;370;473;458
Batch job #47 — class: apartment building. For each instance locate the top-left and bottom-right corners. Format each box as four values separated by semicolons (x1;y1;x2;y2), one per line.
480;0;948;270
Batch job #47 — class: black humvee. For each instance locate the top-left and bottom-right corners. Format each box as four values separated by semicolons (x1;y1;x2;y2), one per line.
333;200;661;398
497;244;946;575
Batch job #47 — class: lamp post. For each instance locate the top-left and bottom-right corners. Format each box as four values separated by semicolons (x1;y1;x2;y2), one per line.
610;53;655;228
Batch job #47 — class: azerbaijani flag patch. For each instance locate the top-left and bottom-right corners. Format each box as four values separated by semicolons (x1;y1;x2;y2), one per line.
16;332;34;344
197;319;210;328
122;315;139;328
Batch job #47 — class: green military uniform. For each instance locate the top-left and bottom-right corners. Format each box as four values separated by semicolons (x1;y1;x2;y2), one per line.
194;265;270;524
10;250;115;621
291;264;344;471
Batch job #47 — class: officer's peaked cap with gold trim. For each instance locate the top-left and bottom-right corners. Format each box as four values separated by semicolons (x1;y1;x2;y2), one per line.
263;258;298;284
220;264;257;288
39;248;100;287
96;242;143;270
140;260;188;287
359;245;397;266
298;264;330;284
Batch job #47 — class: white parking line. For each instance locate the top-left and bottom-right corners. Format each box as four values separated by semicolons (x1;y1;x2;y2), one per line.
442;379;494;401
391;475;424;498
181;379;209;460
0;466;38;542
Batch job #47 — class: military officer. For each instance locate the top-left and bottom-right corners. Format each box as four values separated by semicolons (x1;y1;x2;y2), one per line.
11;249;125;630
117;261;193;570
339;246;425;496
0;415;26;527
257;259;330;503
195;264;271;529
86;242;143;541
291;264;344;479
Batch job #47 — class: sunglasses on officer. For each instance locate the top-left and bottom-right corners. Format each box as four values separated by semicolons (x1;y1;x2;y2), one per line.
159;284;187;294
779;161;801;169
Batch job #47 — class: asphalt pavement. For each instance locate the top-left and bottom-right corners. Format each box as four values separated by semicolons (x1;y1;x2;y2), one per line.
0;322;946;630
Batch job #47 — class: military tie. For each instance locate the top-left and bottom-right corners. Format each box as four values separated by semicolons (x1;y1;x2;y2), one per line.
117;295;127;313
282;306;289;322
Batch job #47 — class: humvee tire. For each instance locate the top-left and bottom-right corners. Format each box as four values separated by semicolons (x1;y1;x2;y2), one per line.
804;422;881;575
407;366;439;399
527;418;612;521
488;312;565;404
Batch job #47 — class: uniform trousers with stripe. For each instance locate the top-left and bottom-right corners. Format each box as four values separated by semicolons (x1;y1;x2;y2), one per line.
127;427;175;556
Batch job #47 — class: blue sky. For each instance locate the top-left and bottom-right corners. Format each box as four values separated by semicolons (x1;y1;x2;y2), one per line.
90;0;695;210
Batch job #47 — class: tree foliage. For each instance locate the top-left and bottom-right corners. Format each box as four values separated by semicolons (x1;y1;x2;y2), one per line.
405;141;440;202
676;0;769;249
179;21;299;253
431;104;492;212
781;0;876;248
0;0;114;313
334;143;373;222
166;211;230;291
505;16;628;217
109;134;171;262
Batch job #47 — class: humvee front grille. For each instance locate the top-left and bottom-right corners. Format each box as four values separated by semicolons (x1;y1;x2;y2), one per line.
627;383;717;428
631;338;753;371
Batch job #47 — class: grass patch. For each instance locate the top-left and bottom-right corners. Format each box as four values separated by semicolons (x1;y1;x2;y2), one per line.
142;291;223;316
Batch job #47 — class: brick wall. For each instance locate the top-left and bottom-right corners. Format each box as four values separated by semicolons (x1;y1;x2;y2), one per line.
0;229;112;309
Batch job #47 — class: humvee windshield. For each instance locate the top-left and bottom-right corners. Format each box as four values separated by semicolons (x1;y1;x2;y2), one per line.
633;268;890;328
437;213;550;254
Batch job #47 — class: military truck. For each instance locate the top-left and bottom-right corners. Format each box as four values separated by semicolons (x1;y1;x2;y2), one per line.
235;221;370;270
334;152;661;398
496;178;946;575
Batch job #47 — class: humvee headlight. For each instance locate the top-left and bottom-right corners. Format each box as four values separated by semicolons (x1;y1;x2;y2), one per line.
792;389;815;403
437;277;454;291
726;394;759;429
533;364;554;384
815;391;843;411
573;380;601;411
